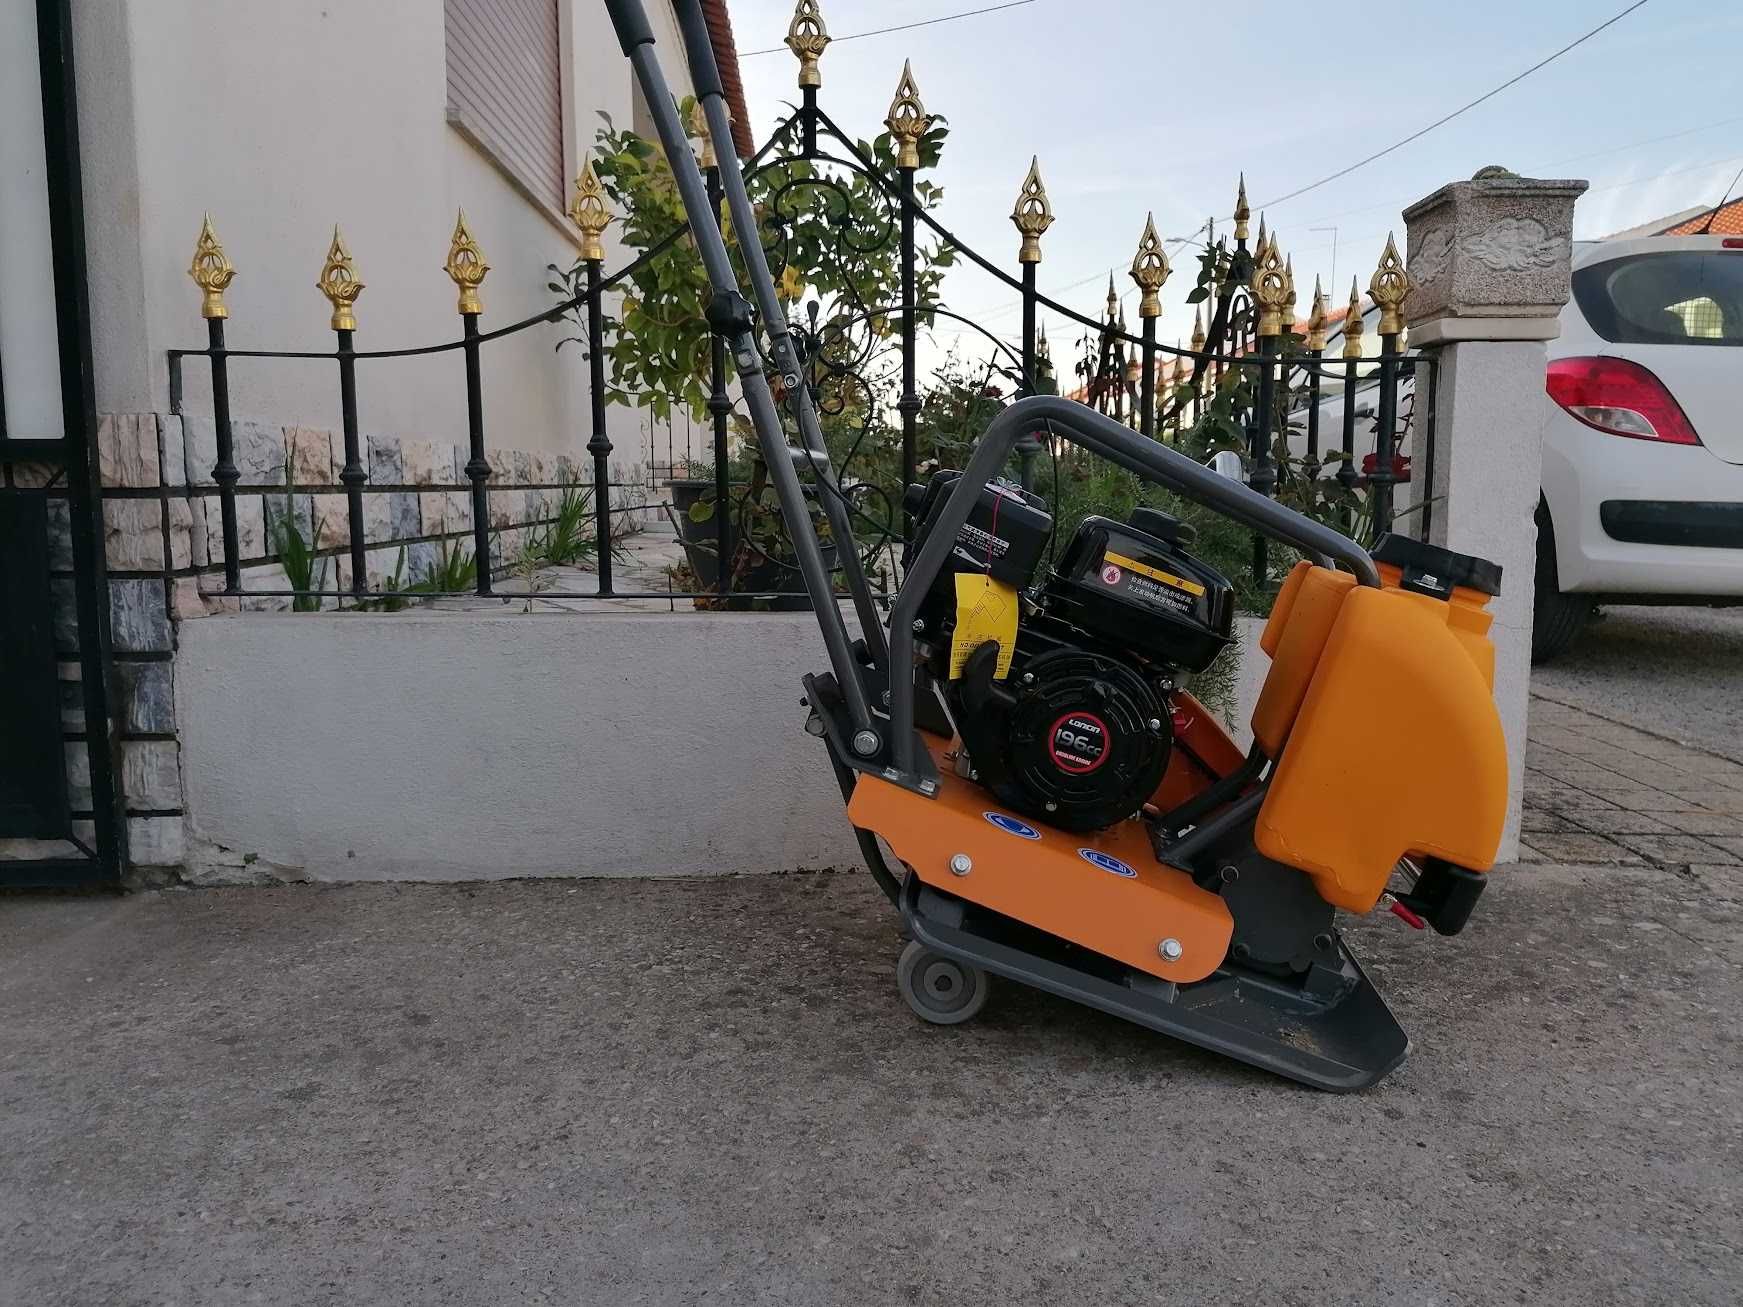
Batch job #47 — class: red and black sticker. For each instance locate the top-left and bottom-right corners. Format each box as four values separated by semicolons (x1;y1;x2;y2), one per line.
1048;711;1109;774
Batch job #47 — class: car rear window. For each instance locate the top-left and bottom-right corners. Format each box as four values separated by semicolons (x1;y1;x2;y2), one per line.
1572;251;1743;345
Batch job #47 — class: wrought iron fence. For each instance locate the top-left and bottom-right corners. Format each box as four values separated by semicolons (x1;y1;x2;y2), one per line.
165;0;1426;609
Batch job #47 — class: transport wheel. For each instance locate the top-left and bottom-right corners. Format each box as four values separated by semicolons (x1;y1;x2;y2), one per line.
896;940;990;1025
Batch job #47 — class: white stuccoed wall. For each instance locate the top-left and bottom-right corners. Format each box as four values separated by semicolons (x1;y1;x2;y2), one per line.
174;610;1273;884
68;0;699;464
175;612;864;883
1422;341;1549;858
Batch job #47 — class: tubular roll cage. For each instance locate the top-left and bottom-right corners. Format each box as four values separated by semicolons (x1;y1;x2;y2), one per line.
604;0;1381;791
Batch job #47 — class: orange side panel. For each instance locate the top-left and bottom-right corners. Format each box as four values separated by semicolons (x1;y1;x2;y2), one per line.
1255;586;1508;912
1259;559;1309;658
847;737;1232;984
1150;691;1245;813
1250;564;1357;757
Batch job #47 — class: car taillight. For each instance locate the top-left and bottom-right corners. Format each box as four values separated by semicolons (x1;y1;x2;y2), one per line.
1545;356;1701;445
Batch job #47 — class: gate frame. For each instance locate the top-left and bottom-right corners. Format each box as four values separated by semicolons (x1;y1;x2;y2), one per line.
0;0;126;888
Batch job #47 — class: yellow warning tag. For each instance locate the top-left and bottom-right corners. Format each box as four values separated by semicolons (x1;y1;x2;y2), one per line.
949;573;1019;680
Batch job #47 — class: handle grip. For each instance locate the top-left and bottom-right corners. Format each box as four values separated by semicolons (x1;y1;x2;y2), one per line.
673;0;725;98
602;0;656;54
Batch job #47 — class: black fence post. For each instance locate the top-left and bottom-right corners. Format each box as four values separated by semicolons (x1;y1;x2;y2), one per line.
1368;234;1411;540
207;317;241;593
899;159;920;536
1304;277;1327;483
1248;225;1292;586
1338;278;1364;533
1189;308;1205;431
585;258;614;596
1011;156;1053;492
704;151;731;595
446;211;493;596
569;158;615;597
1131;215;1167;441
317;228;368;601
1372;331;1400;539
190;218;242;591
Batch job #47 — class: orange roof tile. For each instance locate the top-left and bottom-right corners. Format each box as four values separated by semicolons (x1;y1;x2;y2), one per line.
1660;196;1743;236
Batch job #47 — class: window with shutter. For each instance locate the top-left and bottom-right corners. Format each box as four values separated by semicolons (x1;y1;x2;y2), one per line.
444;0;564;209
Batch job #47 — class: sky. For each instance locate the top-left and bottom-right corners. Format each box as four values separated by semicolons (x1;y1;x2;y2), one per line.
725;0;1743;373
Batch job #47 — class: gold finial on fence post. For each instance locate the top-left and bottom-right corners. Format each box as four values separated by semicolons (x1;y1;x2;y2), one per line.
786;0;830;89
1130;213;1170;319
1369;232;1411;336
444;209;489;316
1129;213;1171;320
188;214;236;319
1011;157;1053;264
689;100;715;170
1280;252;1296;332
1343;277;1366;359
1190;305;1206;354
568;157;612;263
1305;275;1328;351
1251;232;1288;338
317;227;364;331
885;61;928;169
1233;173;1250;244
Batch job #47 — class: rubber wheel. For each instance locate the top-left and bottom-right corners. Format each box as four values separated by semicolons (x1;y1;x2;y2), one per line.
896;940;990;1026
1531;500;1592;665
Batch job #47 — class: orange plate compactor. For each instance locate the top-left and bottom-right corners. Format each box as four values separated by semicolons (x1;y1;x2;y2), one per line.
606;0;1508;1089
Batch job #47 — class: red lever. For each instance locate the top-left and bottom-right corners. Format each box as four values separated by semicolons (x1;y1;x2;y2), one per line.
1388;898;1426;930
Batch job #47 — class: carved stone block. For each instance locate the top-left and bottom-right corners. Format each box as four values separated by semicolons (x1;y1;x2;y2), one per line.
1404;169;1587;341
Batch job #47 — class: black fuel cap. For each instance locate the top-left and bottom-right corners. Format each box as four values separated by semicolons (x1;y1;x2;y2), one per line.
1371;533;1502;599
1127;506;1196;548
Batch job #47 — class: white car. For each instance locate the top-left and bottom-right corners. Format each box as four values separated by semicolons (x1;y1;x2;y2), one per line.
1282;233;1742;661
1536;234;1743;659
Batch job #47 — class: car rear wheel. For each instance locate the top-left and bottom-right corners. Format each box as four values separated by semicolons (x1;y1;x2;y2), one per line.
1532;500;1593;664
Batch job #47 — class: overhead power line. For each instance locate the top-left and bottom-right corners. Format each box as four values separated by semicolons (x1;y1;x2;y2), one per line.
1254;0;1653;212
743;1;1038;56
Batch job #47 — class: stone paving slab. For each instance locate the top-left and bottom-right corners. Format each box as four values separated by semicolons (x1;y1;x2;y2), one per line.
1521;695;1743;869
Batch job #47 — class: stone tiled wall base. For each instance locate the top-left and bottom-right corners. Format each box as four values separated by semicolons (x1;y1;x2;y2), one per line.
80;411;656;876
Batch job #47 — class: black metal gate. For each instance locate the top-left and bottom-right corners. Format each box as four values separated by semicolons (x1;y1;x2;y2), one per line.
0;0;124;888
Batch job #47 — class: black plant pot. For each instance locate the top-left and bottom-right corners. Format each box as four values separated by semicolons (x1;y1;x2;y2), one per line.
667;479;836;611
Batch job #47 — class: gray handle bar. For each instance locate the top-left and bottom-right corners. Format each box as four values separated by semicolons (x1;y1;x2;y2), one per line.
886;394;1378;775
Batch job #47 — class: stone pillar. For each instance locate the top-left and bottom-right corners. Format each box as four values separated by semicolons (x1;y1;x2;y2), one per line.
1403;168;1586;859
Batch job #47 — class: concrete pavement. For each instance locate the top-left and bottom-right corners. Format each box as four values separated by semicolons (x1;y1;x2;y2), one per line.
5;757;1740;1305
1533;605;1743;765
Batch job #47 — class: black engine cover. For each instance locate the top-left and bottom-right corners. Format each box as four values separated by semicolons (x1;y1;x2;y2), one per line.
967;647;1171;833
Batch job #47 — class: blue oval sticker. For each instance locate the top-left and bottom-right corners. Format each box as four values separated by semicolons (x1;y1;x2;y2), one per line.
1079;848;1137;878
983;812;1041;840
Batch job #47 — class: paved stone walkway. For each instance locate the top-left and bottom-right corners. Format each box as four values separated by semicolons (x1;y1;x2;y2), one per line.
1522;695;1743;868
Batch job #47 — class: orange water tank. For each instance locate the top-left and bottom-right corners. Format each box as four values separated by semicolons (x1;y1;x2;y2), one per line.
1253;537;1507;913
